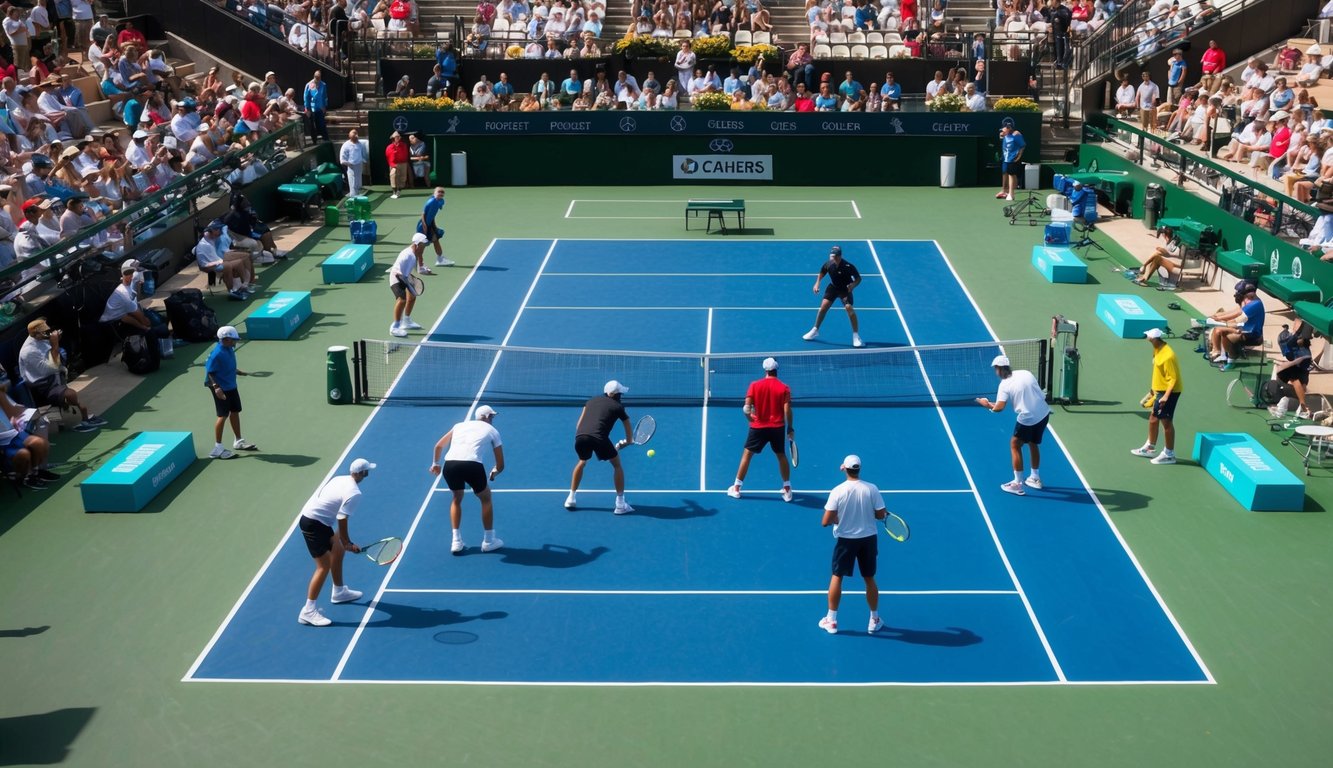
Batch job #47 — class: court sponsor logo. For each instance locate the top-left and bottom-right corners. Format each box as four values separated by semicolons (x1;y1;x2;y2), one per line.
932;122;972;133
889;117;906;134
706;119;745;131
1245;234;1253;257
1293;256;1303;279
1115;297;1144;315
769;120;797;132
151;462;177;488
1271;249;1281;274
708;138;734;153
672;154;772;180
549;119;593;133
112;443;165;474
392;115;409;133
670;115;688;132
483;121;530;132
445;115;460;133
820;121;863;132
619;116;638;132
1231;446;1274;473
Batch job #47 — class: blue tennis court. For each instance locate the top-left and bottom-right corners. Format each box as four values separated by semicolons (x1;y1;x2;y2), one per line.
185;239;1211;686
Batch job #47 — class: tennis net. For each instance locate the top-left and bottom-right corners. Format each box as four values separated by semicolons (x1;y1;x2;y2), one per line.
354;338;1048;406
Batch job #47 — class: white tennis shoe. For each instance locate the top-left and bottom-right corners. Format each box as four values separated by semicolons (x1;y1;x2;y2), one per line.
852;333;864;348
1023;476;1042;490
1150;451;1177;465
451;539;466;555
331;586;362;603
564;493;577;510
1000;480;1025;496
727;485;741;499
867;616;884;633
802;328;819;341
298;607;331;626
818;616;838;634
233;438;258;451
781;486;793;502
435;257;455;267
1130;445;1156;458
402;319;424;330
613;500;634;515
481;537;505;552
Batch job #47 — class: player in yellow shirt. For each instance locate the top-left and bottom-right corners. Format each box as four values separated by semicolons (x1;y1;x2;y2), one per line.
1131;328;1182;464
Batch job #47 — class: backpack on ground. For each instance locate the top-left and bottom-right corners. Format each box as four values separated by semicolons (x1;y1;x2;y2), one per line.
164;288;220;343
122;333;160;375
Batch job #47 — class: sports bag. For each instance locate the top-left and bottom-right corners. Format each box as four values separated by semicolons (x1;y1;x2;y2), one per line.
165;288;220;343
122;333;160;375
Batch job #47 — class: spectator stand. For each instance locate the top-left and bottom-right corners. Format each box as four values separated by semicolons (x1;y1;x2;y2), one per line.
0;121;308;377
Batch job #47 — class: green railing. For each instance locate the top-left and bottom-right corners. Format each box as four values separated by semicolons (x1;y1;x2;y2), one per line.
1086;112;1317;239
0;121;305;292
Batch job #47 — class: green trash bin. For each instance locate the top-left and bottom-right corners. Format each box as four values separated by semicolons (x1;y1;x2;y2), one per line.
327;345;353;404
324;205;341;227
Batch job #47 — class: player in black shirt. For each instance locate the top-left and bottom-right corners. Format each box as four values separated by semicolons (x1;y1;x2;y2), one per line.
802;245;864;348
566;380;636;514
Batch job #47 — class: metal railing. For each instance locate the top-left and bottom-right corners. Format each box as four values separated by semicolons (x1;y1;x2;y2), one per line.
0;121;305;296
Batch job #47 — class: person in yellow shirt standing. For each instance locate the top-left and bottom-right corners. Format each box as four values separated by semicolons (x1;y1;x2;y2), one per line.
1131;328;1182;465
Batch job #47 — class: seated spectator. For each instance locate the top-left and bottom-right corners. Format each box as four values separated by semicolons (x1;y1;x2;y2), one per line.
1285;135;1327;201
0;399;54;490
225;193;286;261
532;71;556;108
1275;41;1303;74
793;81;815;112
880;72;901;111
814;81;837;111
1130;230;1183;288
1297;53;1324;89
1113;72;1136;117
391;74;413;99
787;43;815;93
1218;118;1262;162
98;259;173;355
407;132;430;184
964;82;986;111
1272;334;1315;418
751;2;772;31
1203;289;1264;370
197;219;256;300
657;79;679;109
17;318;104;431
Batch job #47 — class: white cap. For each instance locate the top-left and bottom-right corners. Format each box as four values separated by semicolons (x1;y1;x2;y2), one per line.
350;458;377;474
762;356;778;371
132;129;149;139
1272;110;1291;121
1144;328;1164;339
604;380;628;395
474;405;497;418
840;454;862;470
216;325;240;340
120;258;142;273
991;355;1010;368
411;232;430;244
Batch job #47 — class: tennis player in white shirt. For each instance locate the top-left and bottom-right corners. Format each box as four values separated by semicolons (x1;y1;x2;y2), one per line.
389;232;426;337
976;354;1051;496
297;458;374;627
431;405;506;554
820;454;888;635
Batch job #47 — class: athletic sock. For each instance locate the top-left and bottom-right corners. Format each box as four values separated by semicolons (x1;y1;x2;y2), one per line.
1163;448;1175;457
1013;471;1023;483
305;599;317;611
1030;469;1041;480
733;479;743;488
870;610;879;620
826;610;837;621
452;529;462;541
214;442;224;451
483;529;494;542
1142;442;1155;451
616;494;625;505
783;482;791;489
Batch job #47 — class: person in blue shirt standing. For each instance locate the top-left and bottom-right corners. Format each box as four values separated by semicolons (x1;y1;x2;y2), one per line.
417;186;454;271
303;69;329;142
204;325;257;460
996;124;1025;201
435;41;458;94
1166;48;1188;105
879;72;901;111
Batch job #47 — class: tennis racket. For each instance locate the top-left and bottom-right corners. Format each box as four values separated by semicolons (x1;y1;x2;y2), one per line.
1140;392;1156;409
409;274;425;296
881;512;910;543
359;537;404;566
788;434;799;467
618;415;656;448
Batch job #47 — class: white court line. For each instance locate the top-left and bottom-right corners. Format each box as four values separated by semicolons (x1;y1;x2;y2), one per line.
850;200;862;219
563;199;576;219
181;239;503;683
868;239;1067;683
437;487;974;494
526;306;898;312
330;239;561;682
700;307;713;492
567;199;861;204
923;239;1216;685
380;589;1020;596
566;215;858;221
184;677;1213;687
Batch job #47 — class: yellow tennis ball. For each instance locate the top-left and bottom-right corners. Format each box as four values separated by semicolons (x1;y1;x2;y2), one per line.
646;449;656;457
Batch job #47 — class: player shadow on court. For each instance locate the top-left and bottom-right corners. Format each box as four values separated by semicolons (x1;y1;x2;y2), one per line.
251;452;322;467
1056;486;1156;512
367;602;509;630
862;625;982;646
614;499;718;520
488;544;611;569
0;625;49;638
431;333;496;343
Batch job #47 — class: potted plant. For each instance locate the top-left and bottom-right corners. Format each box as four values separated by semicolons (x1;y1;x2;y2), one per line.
692;92;732;110
993;97;1042;112
928;92;966;112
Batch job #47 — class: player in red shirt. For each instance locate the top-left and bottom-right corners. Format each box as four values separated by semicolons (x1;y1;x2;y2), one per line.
385;131;410;199
727;357;794;501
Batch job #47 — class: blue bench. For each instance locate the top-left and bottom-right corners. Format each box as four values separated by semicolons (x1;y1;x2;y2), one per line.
245;291;313;340
1031;245;1087;284
1095;293;1167;338
1193;432;1305;511
81;431;195;512
320;244;374;284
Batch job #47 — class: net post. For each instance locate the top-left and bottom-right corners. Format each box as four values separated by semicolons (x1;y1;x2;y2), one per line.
1039;337;1051;401
353;339;366;403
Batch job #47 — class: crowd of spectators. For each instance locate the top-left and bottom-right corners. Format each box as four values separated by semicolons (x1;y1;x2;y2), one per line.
216;0;366;67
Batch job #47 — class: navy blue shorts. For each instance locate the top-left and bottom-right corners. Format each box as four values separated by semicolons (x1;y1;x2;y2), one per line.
831;534;878;578
1002;161;1021;175
1151;391;1181;420
299;515;334;558
744;426;786;454
574;434;617;461
1013;414;1049;444
210;386;242;417
823;285;853;305
417;222;442;241
442;460;488;493
2;430;31;460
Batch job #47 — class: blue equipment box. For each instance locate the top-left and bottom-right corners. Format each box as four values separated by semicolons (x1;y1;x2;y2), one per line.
245;291;313;340
1193;432;1305;511
81;431;195;512
1031;245;1086;284
320;243;374;284
1044;222;1071;245
1095;293;1167;338
350;220;377;244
